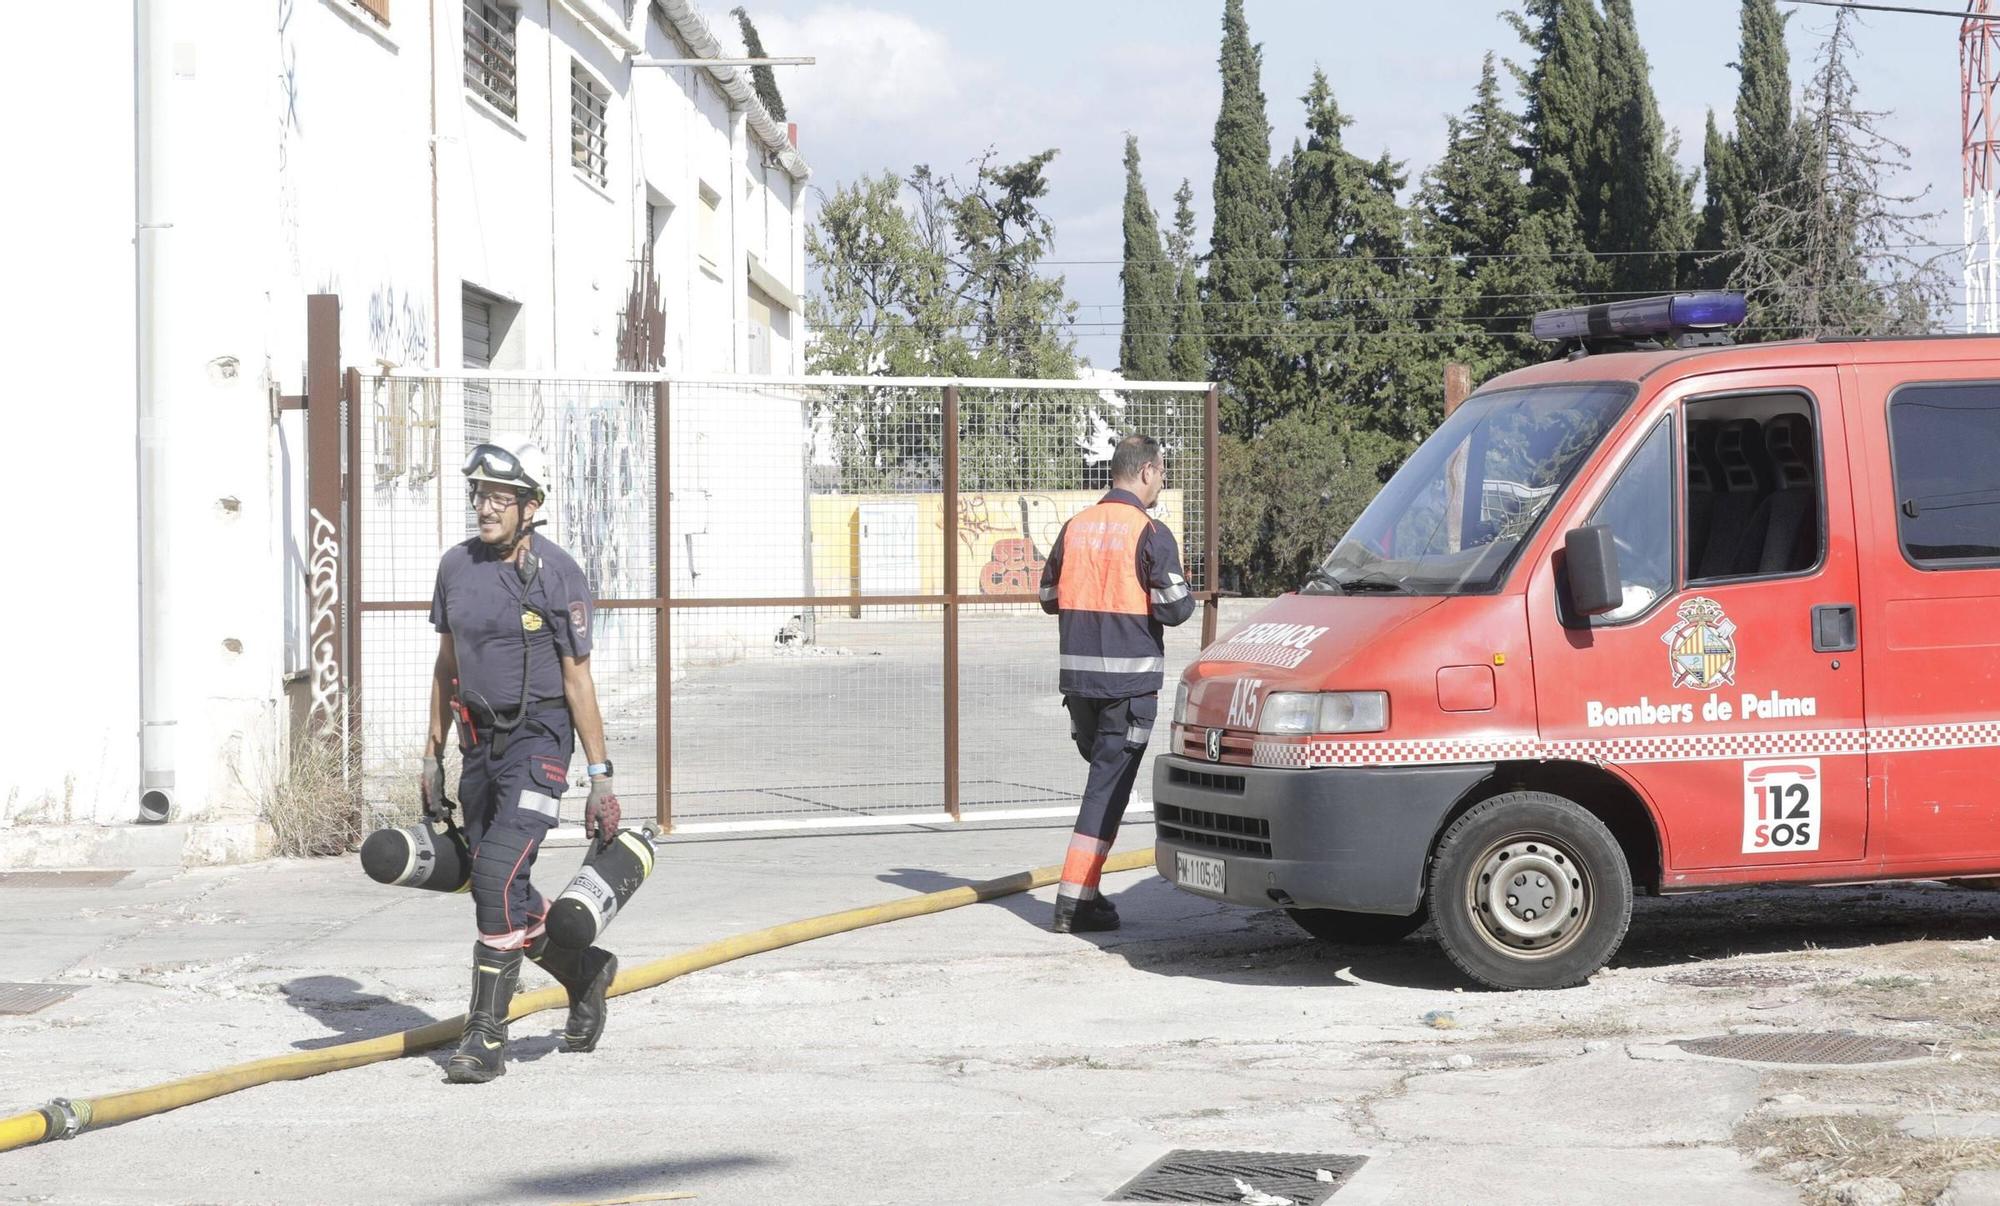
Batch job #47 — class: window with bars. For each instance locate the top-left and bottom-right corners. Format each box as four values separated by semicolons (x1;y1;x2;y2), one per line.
463;1;518;118
570;60;610;187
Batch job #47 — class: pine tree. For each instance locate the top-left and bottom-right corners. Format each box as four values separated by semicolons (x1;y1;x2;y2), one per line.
1280;70;1433;436
1417;53;1550;379
1596;0;1693;293
1118;135;1173;381
1206;0;1284;435
1165;180;1209;381
731;8;786;121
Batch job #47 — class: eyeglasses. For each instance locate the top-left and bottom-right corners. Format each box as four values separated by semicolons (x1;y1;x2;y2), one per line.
471;488;521;511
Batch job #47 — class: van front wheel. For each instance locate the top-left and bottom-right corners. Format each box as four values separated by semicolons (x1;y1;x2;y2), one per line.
1429;792;1632;990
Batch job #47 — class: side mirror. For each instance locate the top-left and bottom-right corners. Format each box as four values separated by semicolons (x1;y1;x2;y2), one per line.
1564;525;1623;616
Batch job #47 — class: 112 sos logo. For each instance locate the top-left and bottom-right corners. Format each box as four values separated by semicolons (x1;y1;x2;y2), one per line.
1742;759;1820;853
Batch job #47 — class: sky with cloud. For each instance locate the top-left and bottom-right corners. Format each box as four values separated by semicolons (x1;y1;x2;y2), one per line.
712;1;1963;366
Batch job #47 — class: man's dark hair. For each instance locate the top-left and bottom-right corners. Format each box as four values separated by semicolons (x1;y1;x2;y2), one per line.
1109;434;1162;482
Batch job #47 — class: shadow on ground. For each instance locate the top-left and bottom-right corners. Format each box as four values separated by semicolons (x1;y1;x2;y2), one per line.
280;974;576;1072
462;1152;775;1205
280;976;443;1050
878;869;2000;993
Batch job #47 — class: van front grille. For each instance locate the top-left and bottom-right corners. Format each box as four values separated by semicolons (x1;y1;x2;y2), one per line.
1166;766;1247;795
1157;803;1272;858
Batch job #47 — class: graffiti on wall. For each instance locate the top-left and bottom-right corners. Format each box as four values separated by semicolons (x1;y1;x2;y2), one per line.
952;494;1068;595
556;397;652;598
306;507;344;732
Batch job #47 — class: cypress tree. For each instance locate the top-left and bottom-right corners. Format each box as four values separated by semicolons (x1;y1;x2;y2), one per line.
731;7;786;121
1695;109;1735;286
1165;180;1209;381
1697;0;1797;288
1515;0;1605;245
1118;135;1173;381
1206;0;1284;435
1733;0;1797;210
1597;0;1693;293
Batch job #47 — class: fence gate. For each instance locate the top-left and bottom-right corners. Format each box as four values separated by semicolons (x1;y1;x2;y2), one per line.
348;371;1217;836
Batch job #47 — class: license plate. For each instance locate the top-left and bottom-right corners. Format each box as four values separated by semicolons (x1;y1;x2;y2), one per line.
1176;851;1226;895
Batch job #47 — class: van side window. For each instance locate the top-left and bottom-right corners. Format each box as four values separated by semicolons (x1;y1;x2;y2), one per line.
1889;383;2000;566
1685;394;1820;581
1580;418;1673;625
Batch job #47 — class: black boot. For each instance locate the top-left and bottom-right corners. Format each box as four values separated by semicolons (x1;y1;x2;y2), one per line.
1052;894;1120;934
446;943;522;1084
527;935;618;1053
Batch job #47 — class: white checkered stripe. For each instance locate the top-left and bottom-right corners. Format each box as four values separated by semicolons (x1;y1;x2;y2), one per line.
1249;721;1997;770
1870;721;2000;755
1198;643;1311;671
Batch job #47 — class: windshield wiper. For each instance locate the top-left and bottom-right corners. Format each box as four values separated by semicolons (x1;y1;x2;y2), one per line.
1338;573;1410;594
1301;566;1346;594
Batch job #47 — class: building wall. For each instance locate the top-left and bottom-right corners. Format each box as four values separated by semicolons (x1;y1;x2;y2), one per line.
1;0;809;858
807;491;1190;601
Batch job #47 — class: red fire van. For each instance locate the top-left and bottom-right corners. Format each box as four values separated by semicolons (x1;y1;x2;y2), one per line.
1156;293;2000;989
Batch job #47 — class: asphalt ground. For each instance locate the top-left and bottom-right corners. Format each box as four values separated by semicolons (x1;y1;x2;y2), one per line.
11;823;2000;1203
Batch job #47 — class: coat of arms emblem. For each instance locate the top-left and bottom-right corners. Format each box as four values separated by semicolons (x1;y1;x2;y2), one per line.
1662;596;1737;691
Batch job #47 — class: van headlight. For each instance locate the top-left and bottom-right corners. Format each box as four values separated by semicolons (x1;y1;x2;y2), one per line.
1256;691;1388;735
1173;682;1189;724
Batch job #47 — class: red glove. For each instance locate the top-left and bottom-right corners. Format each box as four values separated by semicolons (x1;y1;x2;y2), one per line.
585;775;621;845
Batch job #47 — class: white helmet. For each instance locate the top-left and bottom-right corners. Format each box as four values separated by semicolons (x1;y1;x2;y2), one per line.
463;437;549;505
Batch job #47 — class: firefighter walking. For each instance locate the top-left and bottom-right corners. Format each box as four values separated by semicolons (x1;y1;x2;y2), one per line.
421;437;624;1083
1039;434;1195;932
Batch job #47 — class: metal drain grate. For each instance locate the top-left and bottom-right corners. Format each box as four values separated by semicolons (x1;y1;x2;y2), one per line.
0;984;78;1015
0;870;132;888
1108;1150;1366;1204
1676;1031;1928;1065
1664;964;1831;989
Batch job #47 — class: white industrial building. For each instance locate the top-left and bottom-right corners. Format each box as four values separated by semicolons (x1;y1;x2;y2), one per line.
4;0;810;865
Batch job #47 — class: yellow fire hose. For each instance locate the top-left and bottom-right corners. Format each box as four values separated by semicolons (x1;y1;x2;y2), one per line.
0;847;1154;1153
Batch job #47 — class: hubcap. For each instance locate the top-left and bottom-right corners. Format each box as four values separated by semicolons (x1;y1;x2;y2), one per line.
1465;836;1589;957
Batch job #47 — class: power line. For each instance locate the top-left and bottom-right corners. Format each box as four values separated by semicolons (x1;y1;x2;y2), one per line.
813;242;1963;269
1782;0;2000;20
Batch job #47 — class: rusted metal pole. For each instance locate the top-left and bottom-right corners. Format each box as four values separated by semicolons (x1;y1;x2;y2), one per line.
304;298;344;754
1443;364;1472;551
656;381;673;831
343;366;363;755
1201;383;1221;649
941;384;961;821
1444;363;1472;416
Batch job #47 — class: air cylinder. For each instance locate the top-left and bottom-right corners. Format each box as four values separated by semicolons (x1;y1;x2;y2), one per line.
359;821;472;893
547;827;658;948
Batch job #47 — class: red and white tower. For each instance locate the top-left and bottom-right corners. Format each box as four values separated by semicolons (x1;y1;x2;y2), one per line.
1964;1;2000;331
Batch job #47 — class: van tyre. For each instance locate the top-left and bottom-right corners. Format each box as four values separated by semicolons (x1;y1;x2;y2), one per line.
1429;792;1631;990
1286;903;1429;945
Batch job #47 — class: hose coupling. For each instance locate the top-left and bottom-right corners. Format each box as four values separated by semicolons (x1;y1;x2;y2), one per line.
37;1098;89;1141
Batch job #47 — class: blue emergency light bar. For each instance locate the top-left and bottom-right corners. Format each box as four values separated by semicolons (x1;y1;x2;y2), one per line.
1530;292;1748;344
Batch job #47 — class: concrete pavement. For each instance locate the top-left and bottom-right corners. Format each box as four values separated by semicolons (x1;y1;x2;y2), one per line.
10;821;2000;1203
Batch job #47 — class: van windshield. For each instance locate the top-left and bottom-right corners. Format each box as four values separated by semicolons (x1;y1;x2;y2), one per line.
1308;382;1636;596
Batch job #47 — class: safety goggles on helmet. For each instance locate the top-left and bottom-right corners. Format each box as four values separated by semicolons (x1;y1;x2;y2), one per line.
462;444;540;489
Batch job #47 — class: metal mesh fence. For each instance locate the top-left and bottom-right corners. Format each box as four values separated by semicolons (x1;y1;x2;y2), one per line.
351;372;1213;834
354;374;662;827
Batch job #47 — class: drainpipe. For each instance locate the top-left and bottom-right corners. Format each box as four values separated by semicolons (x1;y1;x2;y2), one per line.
135;0;173;823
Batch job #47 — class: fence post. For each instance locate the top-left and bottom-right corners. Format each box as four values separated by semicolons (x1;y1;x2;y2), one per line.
656;381;673;831
941;383;961;821
1201;383;1221;649
304;297;346;755
343;366;363;755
